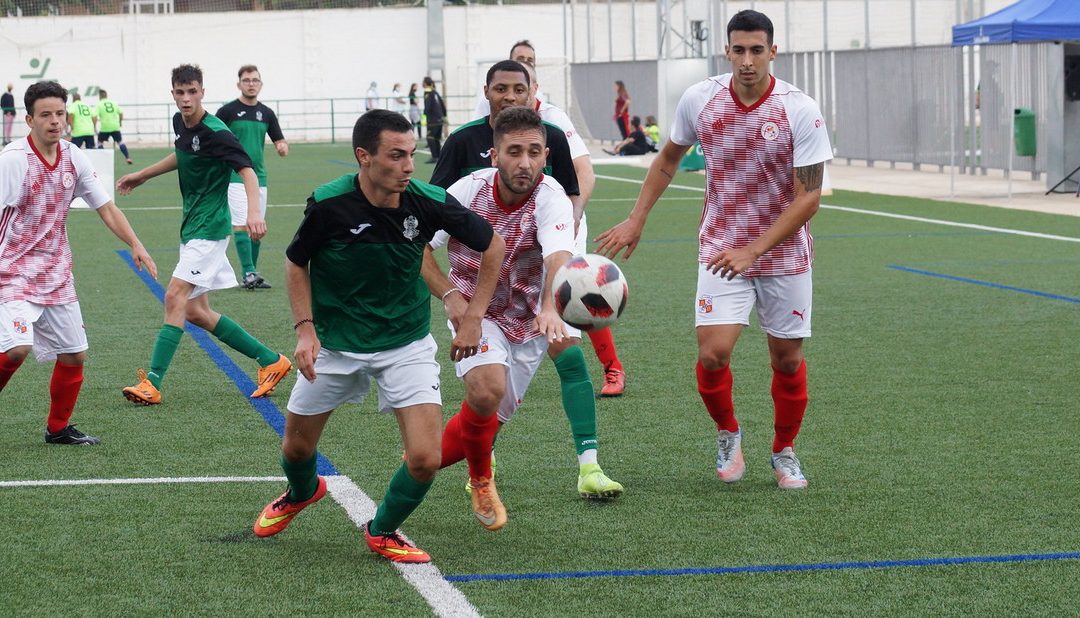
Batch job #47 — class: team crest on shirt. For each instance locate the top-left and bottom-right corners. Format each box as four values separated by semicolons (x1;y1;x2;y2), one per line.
697;295;713;314
402;215;419;240
12;318;28;334
61;172;75;189
760;122;780;141
191;135;201;152
256;110;263;122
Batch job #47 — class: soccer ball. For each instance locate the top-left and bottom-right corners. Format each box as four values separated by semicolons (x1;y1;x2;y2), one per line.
553;254;628;331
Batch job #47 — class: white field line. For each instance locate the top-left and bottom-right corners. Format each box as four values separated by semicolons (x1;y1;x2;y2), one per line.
325;476;482;618
3;473;482;618
594;173;1080;244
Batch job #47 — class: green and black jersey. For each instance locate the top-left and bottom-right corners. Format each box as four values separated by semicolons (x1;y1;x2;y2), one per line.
215;100;284;187
173;111;253;243
286;174;494;354
429;116;580;194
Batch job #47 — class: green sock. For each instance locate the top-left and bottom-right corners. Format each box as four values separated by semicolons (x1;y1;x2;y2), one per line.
233;230;256;275
250;238;261;271
370;463;432;536
211;315;279;366
553;346;598;455
147;324;184;389
281;453;319;502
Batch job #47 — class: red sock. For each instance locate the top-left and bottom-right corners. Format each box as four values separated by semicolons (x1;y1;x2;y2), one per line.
696;361;738;432
47;361;84;433
588;328;622;372
0;351;25;391
440;410;466;469
772;359;808;452
460;401;498;480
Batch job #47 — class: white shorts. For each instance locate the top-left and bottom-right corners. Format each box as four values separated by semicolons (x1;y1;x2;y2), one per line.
695;264;812;339
227;183;268;226
287;334;442;415
0;300;88;361
451;318;548;423
172;238;239;299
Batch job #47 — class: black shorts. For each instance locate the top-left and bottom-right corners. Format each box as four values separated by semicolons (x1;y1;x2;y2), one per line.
71;135;95;149
98;130;123;143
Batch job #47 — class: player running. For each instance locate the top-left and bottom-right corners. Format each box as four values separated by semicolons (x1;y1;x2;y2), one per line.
252;110;504;563
0;81;156;445
117;64;292;406
425;107;623;531
215;65;288;290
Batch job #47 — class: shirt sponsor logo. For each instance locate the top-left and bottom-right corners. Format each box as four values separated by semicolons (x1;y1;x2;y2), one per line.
761;122;779;141
402;215;419;240
697;295;713;314
61;172;74;189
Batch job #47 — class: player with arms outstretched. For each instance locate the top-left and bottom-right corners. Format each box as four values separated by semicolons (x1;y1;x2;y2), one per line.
597;10;832;489
0;81;156;445
215;65;288;290
117;64;291;406
252;110;504;563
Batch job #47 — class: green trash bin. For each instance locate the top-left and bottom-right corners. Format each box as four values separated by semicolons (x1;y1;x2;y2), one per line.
679;142;706;171
1014;108;1036;157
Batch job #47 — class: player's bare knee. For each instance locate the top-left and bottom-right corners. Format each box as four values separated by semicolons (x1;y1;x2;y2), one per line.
184;306;213;329
281;439;316;463
3;345;31;363
771;354;804;375
466;386;503;415
56;351;86;365
406;452;439;482
698;348;732;371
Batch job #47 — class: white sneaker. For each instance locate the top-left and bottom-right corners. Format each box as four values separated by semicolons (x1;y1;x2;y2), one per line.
771;447;808;489
715;429;745;482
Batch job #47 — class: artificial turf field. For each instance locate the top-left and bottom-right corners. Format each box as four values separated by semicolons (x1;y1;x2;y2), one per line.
2;143;1077;616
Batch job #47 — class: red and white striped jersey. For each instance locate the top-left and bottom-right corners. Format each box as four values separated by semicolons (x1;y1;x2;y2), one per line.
670;74;832;277
0;137;111;304
431;168;575;344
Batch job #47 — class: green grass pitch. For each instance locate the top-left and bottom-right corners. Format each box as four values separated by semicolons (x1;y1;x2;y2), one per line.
1;143;1077;616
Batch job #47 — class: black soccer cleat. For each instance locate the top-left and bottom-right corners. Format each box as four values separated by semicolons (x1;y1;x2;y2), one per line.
45;424;101;445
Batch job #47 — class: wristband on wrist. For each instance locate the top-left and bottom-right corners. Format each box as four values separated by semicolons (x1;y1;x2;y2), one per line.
293;318;314;330
441;287;460;301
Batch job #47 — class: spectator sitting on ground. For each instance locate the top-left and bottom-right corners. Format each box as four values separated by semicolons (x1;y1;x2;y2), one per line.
644;115;660;150
603;116;653;156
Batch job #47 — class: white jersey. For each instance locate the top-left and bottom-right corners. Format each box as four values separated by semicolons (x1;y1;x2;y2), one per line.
671;74;832;277
0;137;110;304
431;168;574;344
536;100;589;160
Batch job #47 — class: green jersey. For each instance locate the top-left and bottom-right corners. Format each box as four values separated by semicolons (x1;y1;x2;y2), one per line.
95;99;123;133
172;111;253;243
67;101;96;137
215;100;284;187
285;174;494;354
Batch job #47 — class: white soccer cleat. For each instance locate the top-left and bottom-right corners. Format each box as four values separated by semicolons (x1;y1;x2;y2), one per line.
771;447;808;489
715;429;745;483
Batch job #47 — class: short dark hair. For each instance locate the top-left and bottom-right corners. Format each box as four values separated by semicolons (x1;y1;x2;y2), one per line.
24;81;67;115
98;89;108;98
171;64;203;87
630;115;642;128
486;60;530;87
509;39;535;58
238;64;259;79
422;76;435;87
493;106;545;145
727;9;774;45
353;109;413;154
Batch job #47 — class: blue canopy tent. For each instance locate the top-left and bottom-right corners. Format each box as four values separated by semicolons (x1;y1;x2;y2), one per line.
952;0;1080;195
952;0;1080;46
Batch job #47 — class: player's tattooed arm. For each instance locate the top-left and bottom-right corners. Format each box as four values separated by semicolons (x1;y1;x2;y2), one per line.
794;162;824;192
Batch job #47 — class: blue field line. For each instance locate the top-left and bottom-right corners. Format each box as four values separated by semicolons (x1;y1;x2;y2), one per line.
117;250;339;476
889;265;1080;304
445;551;1080;583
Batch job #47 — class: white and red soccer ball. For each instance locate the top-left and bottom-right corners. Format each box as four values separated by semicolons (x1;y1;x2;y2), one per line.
553;254;628;331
